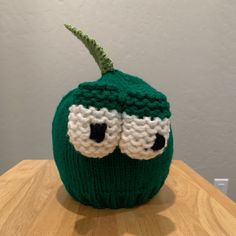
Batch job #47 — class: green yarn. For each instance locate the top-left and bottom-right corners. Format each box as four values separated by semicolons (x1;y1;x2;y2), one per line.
52;25;174;209
64;24;114;74
73;70;171;119
52;70;173;208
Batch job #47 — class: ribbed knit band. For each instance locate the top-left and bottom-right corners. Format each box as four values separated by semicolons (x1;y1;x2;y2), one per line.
52;70;173;209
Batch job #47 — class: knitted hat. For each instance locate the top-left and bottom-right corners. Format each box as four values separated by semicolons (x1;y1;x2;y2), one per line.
52;24;174;209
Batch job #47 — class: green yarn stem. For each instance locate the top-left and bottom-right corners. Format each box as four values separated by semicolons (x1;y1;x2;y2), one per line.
64;24;114;74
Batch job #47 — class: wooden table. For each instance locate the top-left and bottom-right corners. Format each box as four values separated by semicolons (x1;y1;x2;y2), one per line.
0;160;236;236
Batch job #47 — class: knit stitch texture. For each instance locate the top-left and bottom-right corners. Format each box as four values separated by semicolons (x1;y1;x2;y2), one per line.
52;70;173;209
64;24;114;74
52;25;173;209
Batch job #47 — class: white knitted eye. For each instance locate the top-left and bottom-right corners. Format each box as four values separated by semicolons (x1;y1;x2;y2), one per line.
67;105;122;158
119;113;170;160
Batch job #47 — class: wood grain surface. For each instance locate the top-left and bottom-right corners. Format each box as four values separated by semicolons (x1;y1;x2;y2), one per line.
0;160;236;236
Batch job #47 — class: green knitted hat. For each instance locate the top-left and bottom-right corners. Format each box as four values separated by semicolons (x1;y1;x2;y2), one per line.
52;24;174;209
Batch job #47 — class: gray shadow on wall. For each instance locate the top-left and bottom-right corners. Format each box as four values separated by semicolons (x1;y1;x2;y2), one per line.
56;184;176;236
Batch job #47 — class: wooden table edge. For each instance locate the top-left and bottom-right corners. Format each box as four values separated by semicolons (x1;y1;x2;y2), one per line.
173;160;236;217
0;159;49;178
1;159;236;217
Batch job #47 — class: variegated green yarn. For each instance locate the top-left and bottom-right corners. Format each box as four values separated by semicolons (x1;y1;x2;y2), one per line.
64;24;114;74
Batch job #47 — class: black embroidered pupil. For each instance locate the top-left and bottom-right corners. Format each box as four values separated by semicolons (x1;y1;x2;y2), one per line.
90;123;107;143
151;133;165;151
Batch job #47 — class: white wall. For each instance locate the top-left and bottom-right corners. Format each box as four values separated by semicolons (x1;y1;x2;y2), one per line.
1;1;236;200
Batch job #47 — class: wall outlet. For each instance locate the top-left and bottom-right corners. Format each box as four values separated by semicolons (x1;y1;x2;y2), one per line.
214;178;229;195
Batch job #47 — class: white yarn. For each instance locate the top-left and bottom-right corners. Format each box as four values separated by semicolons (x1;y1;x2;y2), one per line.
68;104;170;160
67;105;122;158
119;113;170;160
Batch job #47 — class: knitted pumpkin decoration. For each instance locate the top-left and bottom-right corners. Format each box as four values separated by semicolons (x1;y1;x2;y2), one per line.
52;24;174;209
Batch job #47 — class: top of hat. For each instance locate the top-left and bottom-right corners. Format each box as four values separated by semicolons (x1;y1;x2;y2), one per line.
64;24;114;75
